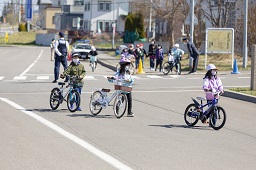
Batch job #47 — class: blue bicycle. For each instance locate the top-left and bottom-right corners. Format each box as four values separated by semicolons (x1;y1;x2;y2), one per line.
49;76;82;112
184;91;226;130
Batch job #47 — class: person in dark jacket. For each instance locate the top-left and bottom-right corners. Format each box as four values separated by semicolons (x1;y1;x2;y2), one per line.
155;44;164;72
148;41;156;70
89;45;98;69
182;37;200;74
53;32;69;83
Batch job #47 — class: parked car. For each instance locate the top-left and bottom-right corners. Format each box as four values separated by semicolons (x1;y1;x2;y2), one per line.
72;43;91;60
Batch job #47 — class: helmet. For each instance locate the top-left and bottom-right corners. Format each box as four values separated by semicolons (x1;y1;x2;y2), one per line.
91;46;96;51
140;43;143;47
206;64;218;71
174;44;179;48
136;44;140;48
119;56;131;64
72;53;80;58
129;44;134;48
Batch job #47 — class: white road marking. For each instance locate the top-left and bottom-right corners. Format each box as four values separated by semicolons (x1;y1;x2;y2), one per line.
84;76;96;79
238;77;250;79
0;76;4;80
146;75;162;78
169;75;180;78
13;76;27;80
37;76;49;80
0;97;132;170
19;50;43;77
131;76;141;79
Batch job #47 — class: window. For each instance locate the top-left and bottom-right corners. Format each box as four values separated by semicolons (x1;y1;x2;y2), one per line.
85;2;90;11
98;1;111;11
97;20;112;32
74;0;84;5
73;18;78;27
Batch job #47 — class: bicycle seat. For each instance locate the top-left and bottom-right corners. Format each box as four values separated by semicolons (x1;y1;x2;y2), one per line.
58;82;65;86
197;97;206;101
102;88;110;92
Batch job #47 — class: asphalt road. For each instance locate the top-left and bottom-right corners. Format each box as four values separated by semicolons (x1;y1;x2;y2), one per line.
0;46;255;170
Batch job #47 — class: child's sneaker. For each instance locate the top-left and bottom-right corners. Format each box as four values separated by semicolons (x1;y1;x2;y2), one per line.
77;107;82;111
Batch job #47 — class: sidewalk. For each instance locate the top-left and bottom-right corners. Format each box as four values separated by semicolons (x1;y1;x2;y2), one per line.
97;51;256;104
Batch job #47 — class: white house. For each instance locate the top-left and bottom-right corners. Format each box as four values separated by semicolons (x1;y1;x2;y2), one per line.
83;0;130;34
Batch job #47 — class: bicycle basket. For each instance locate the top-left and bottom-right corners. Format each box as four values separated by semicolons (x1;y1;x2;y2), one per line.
114;85;132;92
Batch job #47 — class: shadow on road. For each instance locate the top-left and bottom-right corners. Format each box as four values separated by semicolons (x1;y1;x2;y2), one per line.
67;113;114;119
149;124;212;130
25;108;67;112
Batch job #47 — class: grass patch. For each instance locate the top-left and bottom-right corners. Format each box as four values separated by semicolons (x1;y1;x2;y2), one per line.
229;87;256;96
0;31;36;45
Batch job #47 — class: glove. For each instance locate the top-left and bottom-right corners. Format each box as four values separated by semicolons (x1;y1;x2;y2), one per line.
60;74;65;79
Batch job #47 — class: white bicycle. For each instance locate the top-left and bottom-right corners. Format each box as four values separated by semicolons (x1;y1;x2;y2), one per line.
89;78;132;118
90;55;97;72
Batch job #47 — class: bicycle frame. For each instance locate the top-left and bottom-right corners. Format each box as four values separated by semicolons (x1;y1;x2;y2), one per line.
190;94;219;118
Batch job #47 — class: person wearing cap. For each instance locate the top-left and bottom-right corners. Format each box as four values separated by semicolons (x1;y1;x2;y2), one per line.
139;43;147;68
53;32;70;83
134;44;144;70
108;57;134;117
170;44;184;73
202;64;224;122
89;45;98;69
182;37;200;74
60;53;86;111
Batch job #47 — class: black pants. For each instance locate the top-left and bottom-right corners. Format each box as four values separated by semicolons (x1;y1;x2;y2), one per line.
155;59;163;71
126;92;132;113
54;54;68;81
191;55;198;72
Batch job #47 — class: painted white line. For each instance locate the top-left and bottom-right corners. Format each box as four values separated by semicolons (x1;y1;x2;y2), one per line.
0;76;4;80
238;77;250;79
19;50;43;77
37;76;49;80
188;77;201;79
146;75;162;79
84;76;96;79
169;75;180;78
131;76;141;79
0;97;132;170
13;76;27;80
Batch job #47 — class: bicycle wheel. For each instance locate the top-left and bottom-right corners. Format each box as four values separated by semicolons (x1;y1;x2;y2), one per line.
91;61;95;72
177;62;181;75
209;106;226;130
49;88;61;110
89;91;103;115
113;93;127;118
116;62;120;72
184;103;199;126
162;62;171;75
67;90;80;112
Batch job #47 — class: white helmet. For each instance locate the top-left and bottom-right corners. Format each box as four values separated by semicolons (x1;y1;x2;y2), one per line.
174;44;179;48
206;64;218;71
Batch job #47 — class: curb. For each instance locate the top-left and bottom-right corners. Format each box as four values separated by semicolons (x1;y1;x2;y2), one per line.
223;89;256;104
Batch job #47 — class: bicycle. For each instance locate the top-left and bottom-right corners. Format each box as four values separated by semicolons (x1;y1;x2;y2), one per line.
184;91;226;130
162;56;181;75
90;55;97;72
89;78;132;118
49;76;82;112
116;55;135;75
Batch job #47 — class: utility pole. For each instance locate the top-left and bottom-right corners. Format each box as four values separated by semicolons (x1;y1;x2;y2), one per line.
243;0;248;68
112;0;116;49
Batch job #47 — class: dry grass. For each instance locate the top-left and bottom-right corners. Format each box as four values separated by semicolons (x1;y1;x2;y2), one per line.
0;31;36;45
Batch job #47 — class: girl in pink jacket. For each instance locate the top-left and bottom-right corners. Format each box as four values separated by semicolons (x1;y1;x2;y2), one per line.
203;64;224;100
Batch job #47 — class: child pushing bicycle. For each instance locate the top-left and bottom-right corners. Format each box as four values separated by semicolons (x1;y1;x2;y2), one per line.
60;53;86;111
108;57;134;117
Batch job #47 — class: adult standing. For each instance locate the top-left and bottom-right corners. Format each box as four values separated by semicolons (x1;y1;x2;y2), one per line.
182;37;200;74
50;39;55;61
52;32;69;83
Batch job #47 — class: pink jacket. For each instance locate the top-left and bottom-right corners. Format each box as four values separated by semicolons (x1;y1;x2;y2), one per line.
203;76;223;100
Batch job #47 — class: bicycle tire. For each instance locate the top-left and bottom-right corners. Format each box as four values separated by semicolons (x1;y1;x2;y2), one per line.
67;90;80;112
184;103;199;126
91;61;95;72
177;62;181;75
116;62;120;72
209;106;226;130
113;93;127;118
89;91;103;115
49;88;61;110
129;62;135;75
162;62;171;75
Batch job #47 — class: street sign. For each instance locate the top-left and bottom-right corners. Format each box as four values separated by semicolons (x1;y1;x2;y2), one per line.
26;0;32;20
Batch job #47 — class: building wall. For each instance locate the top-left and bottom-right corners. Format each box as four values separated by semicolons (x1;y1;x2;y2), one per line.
43;8;61;29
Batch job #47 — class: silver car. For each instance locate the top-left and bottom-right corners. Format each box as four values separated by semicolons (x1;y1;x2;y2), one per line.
72;43;91;60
